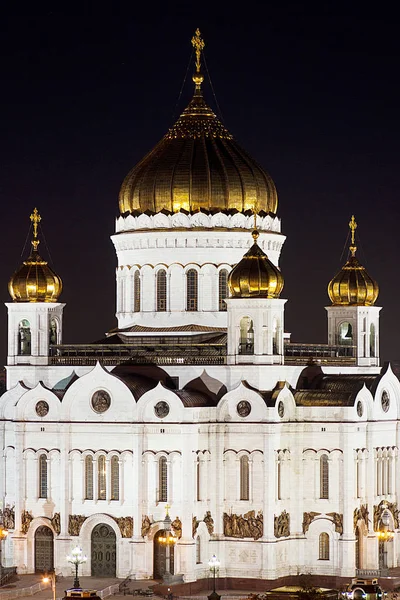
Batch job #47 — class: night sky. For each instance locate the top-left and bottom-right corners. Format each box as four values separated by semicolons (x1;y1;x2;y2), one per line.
1;9;399;365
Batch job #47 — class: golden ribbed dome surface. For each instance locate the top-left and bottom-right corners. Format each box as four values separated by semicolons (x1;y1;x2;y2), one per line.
228;231;284;298
119;31;277;217
328;216;379;306
9;209;62;303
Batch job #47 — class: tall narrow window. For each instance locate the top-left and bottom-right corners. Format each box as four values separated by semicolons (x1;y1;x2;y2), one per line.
18;319;31;355
49;318;58;346
356;457;360;499
370;323;376;357
196;457;201;501
218;269;228;311
85;456;94;500
196;536;201;563
159;457;168;502
186;269;198;311
240;455;249;500
134;271;140;312
319;532;330;560
39;454;48;498
111;456;120;500
320;454;329;499
98;455;106;500
277;459;282;500
157;270;167;311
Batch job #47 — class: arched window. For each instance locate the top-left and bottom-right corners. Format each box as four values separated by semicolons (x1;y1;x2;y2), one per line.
159;457;168;502
134;271;140;312
320;454;329;499
239;317;254;355
196;457;201;501
186;269;198;311
339;321;352;345
98;455;106;500
370;323;376;357
319;532;329;560
18;319;31;355
39;454;47;498
218;269;228;311
85;456;94;500
49;318;58;346
277;458;282;500
110;456;119;500
196;536;201;564
157;270;167;311
240;455;249;500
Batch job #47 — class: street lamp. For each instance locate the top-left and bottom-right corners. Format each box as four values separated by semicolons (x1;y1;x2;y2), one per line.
42;572;56;600
375;510;394;572
208;554;220;600
158;507;176;582
67;546;87;589
0;524;8;581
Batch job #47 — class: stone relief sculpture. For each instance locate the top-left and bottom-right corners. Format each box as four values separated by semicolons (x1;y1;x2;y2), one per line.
327;512;343;535
68;514;87;536
141;515;152;538
192;516;200;538
274;510;290;538
374;500;399;531
354;505;369;531
204;511;214;535
21;510;33;534
0;506;15;529
171;517;182;539
114;516;133;538
302;512;321;534
223;510;263;540
51;512;61;535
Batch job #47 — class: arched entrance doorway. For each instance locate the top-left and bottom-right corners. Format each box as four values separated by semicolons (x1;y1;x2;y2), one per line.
91;523;116;577
35;526;54;573
153;530;175;579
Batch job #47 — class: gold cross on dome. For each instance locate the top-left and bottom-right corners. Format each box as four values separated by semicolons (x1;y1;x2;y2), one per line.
30;207;41;251
191;28;205;73
349;214;357;245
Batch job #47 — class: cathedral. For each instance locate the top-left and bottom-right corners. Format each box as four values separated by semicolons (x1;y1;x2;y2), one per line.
1;29;399;583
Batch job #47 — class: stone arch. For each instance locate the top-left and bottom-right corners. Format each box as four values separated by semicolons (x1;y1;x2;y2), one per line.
80;513;121;577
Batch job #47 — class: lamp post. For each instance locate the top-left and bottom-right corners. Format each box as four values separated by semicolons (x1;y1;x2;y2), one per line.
0;523;8;582
208;555;220;600
67;546;87;589
42;572;56;600
158;506;176;582
375;509;394;573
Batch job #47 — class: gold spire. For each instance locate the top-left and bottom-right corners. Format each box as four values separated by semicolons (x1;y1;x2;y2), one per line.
30;207;41;251
349;214;357;257
327;215;378;306
191;28;205;89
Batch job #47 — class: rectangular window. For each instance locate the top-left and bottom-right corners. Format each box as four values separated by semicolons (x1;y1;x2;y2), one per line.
39;454;47;498
98;456;106;500
85;456;94;500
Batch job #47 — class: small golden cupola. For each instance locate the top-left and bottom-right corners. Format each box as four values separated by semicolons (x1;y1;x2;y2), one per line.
9;208;63;303
328;215;379;306
228;215;284;298
119;29;278;216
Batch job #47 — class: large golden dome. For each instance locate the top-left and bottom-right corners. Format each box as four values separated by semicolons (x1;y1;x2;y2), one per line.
328;216;379;306
228;230;284;298
119;30;278;217
9;209;62;303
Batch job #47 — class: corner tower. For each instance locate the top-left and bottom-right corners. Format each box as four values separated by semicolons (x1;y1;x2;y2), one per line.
6;208;65;371
326;215;380;366
111;29;285;331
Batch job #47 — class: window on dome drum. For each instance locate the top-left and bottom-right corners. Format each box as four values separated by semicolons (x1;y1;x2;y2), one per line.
18;319;31;355
157;270;167;311
39;454;47;498
239;317;254;355
134;271;140;312
158;456;168;502
218;269;228;311
320;454;329;499
110;456;119;500
49;318;58;346
85;456;94;500
240;456;250;500
338;321;353;345
319;532;330;560
186;269;198;311
196;536;201;564
98;455;106;500
370;323;376;357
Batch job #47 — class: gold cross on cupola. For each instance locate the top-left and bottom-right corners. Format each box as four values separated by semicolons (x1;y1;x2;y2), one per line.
30;207;41;251
349;214;357;257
